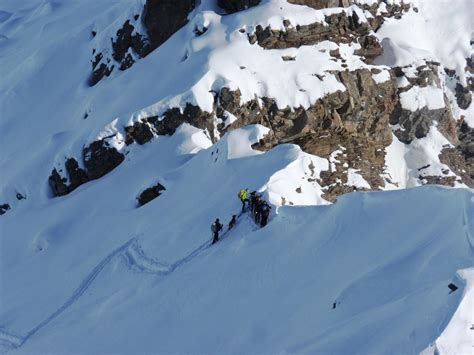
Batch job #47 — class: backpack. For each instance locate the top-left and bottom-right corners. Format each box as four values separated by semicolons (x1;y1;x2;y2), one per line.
211;223;217;233
238;189;248;200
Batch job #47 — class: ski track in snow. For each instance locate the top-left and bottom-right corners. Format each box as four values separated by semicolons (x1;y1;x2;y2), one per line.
0;212;257;352
0;238;135;352
0;330;22;352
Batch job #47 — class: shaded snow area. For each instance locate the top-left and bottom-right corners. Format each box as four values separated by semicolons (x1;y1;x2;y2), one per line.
0;186;472;354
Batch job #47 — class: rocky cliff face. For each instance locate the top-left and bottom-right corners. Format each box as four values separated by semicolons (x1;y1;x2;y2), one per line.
48;0;472;200
390;63;457;144
215;68;397;201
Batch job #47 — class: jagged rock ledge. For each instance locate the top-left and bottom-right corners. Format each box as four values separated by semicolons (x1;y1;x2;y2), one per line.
51;62;472;199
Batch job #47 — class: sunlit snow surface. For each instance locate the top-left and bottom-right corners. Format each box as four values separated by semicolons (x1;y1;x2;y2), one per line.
0;0;473;354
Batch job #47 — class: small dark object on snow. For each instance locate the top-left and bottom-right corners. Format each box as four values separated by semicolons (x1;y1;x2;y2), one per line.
137;182;166;206
448;283;458;293
0;203;11;215
333;302;336;309
16;193;25;200
228;215;237;230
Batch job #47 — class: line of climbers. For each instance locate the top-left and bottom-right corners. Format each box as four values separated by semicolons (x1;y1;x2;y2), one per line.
211;189;272;244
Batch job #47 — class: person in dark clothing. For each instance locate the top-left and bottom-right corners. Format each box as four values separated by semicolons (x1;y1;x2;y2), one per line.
249;191;257;213
260;203;271;227
211;218;223;244
228;215;237;230
253;194;262;221
255;199;264;225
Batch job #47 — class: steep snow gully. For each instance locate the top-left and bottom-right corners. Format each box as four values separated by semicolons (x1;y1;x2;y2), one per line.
0;211;257;352
1;187;473;354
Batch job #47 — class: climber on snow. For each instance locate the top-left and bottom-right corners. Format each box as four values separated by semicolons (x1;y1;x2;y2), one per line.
254;194;263;224
238;188;249;212
260;201;271;227
249;191;257;213
211;218;223;244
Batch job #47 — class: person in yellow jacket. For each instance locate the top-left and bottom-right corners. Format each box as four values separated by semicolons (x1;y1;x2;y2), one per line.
238;188;249;212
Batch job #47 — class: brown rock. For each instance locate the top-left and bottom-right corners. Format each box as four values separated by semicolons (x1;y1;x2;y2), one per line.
251;11;371;50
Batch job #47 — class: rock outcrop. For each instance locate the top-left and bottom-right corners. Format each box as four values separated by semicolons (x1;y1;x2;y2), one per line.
124;103;215;145
216;69;397;201
287;0;353;8
91;0;196;86
56;0;470;200
288;0;411;31
247;9;384;64
247;0;411;61
49;139;124;196
455;83;472;110
218;0;261;13
137;182;166;206
0;203;11;215
438;119;474;187
390;63;457;144
106;67;399;202
143;0;195;52
249;11;371;49
83;139;125;180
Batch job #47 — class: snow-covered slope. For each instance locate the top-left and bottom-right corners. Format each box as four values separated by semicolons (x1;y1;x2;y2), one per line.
0;0;473;353
1;184;473;354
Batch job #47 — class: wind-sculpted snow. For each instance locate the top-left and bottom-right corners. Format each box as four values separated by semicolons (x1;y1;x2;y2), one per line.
422;267;474;354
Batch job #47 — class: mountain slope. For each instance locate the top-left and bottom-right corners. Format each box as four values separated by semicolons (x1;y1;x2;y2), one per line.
0;0;473;354
1;186;473;354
